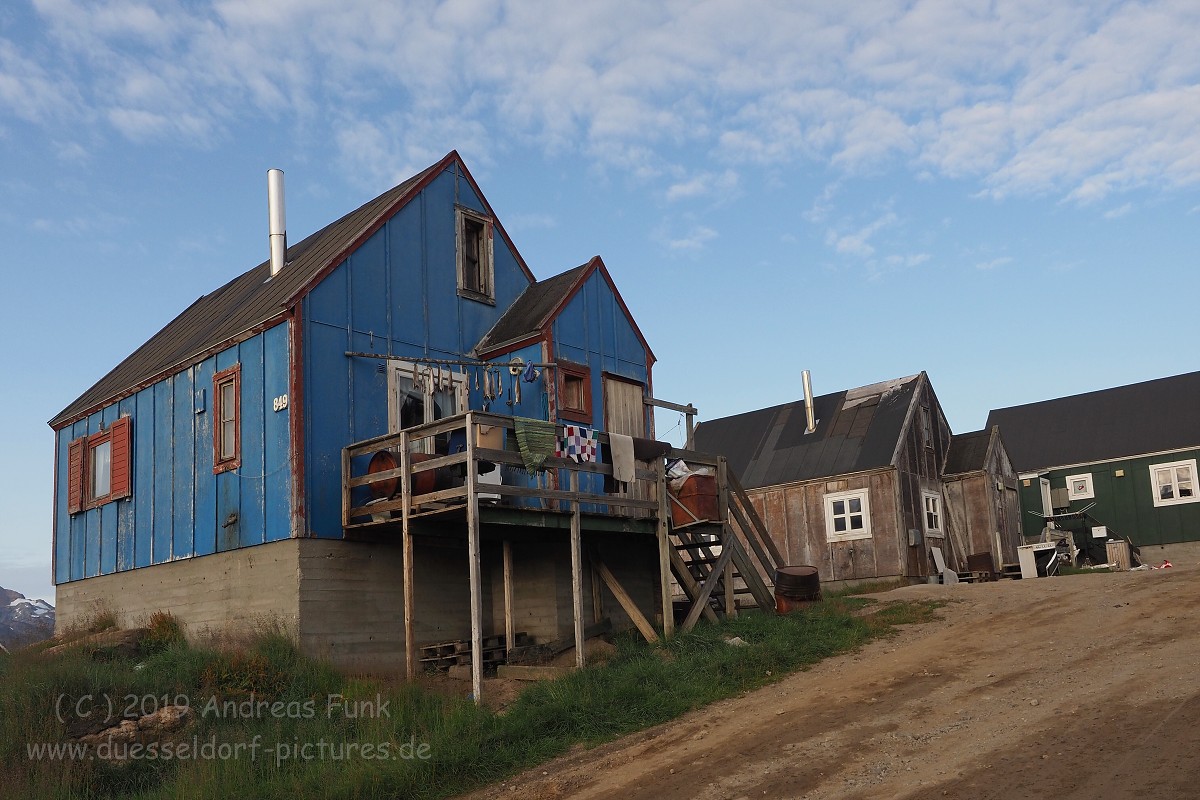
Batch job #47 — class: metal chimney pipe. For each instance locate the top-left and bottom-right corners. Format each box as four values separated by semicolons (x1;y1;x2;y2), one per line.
802;370;816;433
267;169;287;277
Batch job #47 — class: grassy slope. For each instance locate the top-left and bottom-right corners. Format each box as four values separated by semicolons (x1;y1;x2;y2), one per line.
0;597;941;800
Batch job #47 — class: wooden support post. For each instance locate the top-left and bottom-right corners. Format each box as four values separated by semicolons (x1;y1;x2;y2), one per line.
680;540;735;632
590;562;603;624
656;461;675;639
503;540;514;655
724;560;737;617
570;471;585;670
341;446;351;529
667;547;719;624
591;552;660;643
400;433;416;681
723;526;775;610
465;414;484;704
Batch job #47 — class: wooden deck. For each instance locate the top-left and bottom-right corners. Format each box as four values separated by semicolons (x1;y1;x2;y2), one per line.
341;411;782;703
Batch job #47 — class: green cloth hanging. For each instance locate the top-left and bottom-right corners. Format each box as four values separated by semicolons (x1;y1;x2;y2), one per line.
514;417;556;474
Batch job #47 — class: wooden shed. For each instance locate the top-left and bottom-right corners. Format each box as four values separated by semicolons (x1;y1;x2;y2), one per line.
940;426;1022;573
694;373;955;585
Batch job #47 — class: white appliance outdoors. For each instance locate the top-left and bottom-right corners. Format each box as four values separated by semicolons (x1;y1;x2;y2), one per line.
1017;542;1058;580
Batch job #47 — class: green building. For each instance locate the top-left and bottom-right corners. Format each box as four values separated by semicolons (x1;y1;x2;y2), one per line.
986;371;1200;559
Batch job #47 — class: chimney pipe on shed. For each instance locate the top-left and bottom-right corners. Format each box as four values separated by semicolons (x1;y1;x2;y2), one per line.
802;370;816;434
267;168;287;277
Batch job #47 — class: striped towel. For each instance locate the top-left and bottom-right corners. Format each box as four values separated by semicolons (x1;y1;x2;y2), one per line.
514;417;556;474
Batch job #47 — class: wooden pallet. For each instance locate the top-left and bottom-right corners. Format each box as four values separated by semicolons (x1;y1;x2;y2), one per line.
418;632;531;672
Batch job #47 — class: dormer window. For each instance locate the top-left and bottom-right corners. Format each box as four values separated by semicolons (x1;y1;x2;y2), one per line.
457;207;494;303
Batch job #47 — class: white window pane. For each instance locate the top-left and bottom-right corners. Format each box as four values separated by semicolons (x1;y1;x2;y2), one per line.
221;420;236;459
91;441;111;498
1179;481;1194;498
221;382;235;422
1177;466;1192;483
1156;468;1173;487
848;497;861;513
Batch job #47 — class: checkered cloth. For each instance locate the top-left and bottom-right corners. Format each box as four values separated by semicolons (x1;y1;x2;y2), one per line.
557;425;598;463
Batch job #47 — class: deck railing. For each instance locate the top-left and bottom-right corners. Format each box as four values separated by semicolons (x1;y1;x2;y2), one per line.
342;411;713;527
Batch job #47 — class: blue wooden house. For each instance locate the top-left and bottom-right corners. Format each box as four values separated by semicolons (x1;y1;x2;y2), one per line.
49;152;777;696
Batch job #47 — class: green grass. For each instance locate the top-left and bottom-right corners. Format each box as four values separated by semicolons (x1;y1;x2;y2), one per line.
0;596;940;800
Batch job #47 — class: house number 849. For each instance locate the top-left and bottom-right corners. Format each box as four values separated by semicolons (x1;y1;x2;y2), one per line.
272;395;289;412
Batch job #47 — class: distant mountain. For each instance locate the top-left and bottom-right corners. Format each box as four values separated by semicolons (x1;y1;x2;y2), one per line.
0;587;55;650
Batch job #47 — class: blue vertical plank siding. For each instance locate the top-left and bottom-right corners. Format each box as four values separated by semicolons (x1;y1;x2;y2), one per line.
238;335;267;549
54;431;71;583
214;346;242;552
99;403;120;576
116;396;137;571
302;166;533;539
69;420;86;580
263;324;292;543
172;369;196;560
51;324;293;583
193;359;217;556
133;387;155;568
152;380;174;563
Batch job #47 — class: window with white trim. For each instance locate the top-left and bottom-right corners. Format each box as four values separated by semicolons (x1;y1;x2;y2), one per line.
824;489;871;542
1066;473;1094;500
1150;459;1197;507
922;491;943;535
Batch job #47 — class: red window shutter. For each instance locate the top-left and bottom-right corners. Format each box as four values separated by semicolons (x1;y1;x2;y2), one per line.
67;436;86;514
109;417;133;500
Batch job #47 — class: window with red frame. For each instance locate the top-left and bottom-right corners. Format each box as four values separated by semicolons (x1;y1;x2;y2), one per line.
66;416;132;514
557;361;592;424
213;364;241;474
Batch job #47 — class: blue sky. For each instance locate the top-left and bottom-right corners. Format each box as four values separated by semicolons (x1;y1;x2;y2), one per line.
2;1;1198;603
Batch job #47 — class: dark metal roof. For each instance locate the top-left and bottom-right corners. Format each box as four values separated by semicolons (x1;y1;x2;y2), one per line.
474;263;590;355
694;375;920;489
51;159;453;428
944;429;993;475
985;371;1200;472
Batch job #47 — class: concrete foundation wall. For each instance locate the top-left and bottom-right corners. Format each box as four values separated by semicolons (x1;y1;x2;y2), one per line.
54;532;662;676
55;539;302;637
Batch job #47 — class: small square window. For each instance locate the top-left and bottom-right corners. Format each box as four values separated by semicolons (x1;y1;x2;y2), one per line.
456;208;494;303
824;489;871;542
1150;459;1198;507
1065;473;1094;500
557;361;592;424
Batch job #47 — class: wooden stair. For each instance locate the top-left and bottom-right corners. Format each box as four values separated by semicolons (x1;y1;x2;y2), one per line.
666;458;782;632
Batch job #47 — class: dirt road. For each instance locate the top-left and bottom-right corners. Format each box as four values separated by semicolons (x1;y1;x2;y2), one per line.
474;565;1200;799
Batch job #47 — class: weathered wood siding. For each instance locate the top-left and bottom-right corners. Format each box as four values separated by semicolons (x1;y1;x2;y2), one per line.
747;469;904;583
53;324;293;585
890;376;953;576
943;433;1022;569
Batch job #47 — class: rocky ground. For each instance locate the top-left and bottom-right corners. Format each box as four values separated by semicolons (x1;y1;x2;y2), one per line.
466;564;1200;800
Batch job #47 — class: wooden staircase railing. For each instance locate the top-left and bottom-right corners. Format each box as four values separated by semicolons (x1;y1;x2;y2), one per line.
667;457;781;631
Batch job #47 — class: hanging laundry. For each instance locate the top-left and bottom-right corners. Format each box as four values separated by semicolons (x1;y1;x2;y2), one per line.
609;432;636;483
522;361;539;382
514;417;556;474
557;425;598;463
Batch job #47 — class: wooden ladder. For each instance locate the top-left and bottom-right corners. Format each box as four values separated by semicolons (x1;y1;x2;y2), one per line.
667;458;783;632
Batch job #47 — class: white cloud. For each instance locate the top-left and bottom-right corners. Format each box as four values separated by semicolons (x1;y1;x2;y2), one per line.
665;169;738;202
1103;203;1132;219
5;1;1200;203
825;210;898;259
975;257;1013;271
667;225;717;251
